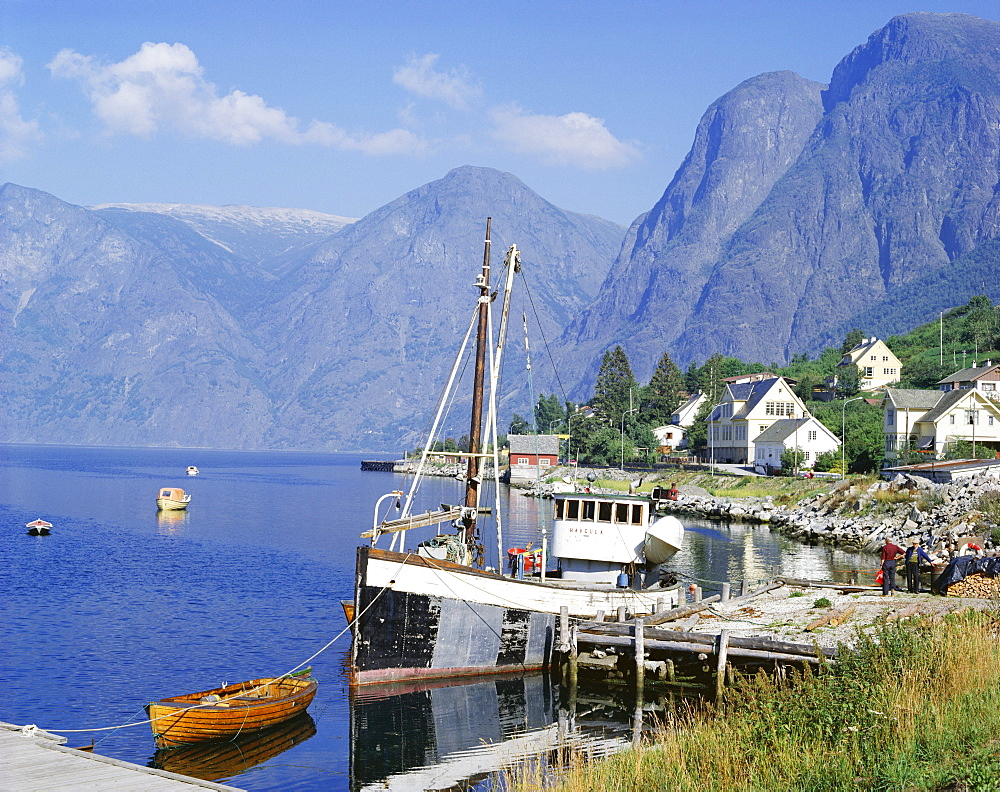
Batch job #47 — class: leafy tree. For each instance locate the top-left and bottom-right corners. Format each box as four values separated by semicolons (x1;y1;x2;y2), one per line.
898;356;952;389
642;351;684;426
837;366;860;397
685;397;714;452
780;447;804;475
813;450;840;473
963;298;997;350
841;328;864;354
508;413;530;435
945;439;996;460
592;346;639;425
534;393;565;432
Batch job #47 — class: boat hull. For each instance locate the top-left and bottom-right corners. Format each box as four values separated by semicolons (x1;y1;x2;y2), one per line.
157;498;189;511
351;547;678;686
147;676;317;747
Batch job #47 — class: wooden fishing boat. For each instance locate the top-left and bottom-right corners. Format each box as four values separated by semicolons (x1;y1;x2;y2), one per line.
157;487;191;511
25;518;52;536
147;672;318;747
350;223;684;686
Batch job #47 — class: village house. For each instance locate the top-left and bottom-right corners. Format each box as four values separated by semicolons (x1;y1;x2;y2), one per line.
670;392;706;427
705;376;814;465
652;424;688;455
937;362;1000;400
752;416;841;474
837;337;901;390
507;434;561;484
883;387;1000;462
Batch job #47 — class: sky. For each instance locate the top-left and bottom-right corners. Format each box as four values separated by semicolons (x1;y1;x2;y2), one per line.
1;1;999;226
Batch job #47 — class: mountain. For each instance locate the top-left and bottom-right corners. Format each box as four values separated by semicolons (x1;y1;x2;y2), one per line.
252;166;625;449
0;184;273;448
92;203;357;269
0;168;622;450
562;12;1000;386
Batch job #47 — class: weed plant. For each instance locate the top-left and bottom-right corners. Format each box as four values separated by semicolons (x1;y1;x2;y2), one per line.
509;610;1000;792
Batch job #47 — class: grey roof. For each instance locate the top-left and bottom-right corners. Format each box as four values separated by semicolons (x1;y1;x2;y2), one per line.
712;377;794;420
920;388;975;423
508;434;560;455
937;364;1000;384
753;417;816;444
884;388;943;411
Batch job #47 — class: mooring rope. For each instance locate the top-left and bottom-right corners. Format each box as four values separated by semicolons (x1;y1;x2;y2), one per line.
34;553;415;736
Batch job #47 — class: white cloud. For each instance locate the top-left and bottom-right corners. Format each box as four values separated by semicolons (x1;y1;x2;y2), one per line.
490;105;639;169
393;54;481;109
0;48;42;160
49;42;424;154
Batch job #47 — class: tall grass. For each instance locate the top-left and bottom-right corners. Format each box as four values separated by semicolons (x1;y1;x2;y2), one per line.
510;610;1000;792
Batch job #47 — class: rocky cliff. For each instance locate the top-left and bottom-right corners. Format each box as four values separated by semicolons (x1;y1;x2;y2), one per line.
563;13;1000;383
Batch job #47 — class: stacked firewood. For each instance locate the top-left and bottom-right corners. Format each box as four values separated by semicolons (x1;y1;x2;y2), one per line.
946;573;1000;598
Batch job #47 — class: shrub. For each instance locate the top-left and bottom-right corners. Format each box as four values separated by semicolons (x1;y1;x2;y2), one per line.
813;597;832;608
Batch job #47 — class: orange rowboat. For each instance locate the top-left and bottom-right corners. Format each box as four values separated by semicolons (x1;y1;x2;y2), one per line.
146;672;318;748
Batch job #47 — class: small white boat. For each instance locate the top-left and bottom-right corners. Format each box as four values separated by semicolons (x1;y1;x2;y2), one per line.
157;487;192;511
26;519;52;536
186;466;199;476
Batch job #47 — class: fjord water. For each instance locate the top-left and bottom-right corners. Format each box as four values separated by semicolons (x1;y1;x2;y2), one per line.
0;445;869;790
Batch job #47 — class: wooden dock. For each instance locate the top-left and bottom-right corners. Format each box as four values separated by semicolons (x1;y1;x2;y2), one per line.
0;722;244;791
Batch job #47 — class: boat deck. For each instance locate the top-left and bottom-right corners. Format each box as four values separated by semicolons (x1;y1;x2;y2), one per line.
0;722;244;791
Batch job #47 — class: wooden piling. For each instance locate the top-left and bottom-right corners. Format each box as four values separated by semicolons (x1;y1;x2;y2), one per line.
741;579;750;596
715;629;730;703
633;617;645;695
656;597;664;613
568;624;579;702
694;585;702;602
721;582;730;602
559;606;569;686
617;605;627;622
665;658;675;682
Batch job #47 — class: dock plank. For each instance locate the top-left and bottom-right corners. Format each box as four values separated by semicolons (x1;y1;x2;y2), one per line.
0;722;244;791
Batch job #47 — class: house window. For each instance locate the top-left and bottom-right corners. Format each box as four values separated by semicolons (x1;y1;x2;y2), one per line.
803;451;811;460
865;367;874;377
883;355;889;361
990;416;995;426
759;425;767;433
887;410;894;425
967;410;979;425
983;383;996;391
517;457;529;465
870;355;877;361
808;430;817;441
539;458;551;467
950;415;956;425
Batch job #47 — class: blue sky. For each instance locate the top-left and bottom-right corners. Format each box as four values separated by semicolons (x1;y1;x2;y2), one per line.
1;1;998;226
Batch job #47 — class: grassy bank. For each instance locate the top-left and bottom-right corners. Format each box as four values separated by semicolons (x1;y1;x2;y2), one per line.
576;470;848;504
513;610;1000;792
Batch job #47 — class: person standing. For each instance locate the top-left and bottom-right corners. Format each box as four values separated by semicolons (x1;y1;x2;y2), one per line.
904;538;932;593
880;538;905;596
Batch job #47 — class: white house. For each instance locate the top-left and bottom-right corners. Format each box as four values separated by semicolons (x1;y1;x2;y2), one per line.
837;338;901;391
937;362;1000;400
670;393;706;428
753;416;841;473
883;387;1000;462
706;377;809;465
653;424;688;453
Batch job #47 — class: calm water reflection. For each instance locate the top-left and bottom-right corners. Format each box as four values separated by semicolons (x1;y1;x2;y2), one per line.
0;445;871;790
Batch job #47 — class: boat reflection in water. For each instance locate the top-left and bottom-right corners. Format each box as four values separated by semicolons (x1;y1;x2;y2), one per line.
149;712;316;782
156;509;190;534
350;673;644;791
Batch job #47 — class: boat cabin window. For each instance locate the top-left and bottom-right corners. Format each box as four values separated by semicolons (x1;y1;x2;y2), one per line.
161;489;172;498
615;503;629;523
567;500;579;520
598;501;612;522
632;504;644;525
555;499;563;519
582;501;595;520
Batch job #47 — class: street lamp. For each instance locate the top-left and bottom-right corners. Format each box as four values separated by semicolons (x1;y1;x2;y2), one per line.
841;397;864;478
621;407;637;470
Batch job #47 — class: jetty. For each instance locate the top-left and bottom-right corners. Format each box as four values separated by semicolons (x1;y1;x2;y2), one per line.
553;576;995;703
0;722;243;791
360;460;397;472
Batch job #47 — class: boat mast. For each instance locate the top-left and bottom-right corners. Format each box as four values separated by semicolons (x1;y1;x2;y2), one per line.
463;219;491;543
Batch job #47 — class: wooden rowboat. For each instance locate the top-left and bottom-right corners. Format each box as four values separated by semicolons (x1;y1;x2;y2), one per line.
147;672;318;748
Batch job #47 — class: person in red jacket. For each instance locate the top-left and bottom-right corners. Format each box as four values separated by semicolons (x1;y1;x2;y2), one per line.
880;538;905;596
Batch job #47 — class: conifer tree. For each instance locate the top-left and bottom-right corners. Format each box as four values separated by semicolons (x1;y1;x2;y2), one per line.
592;346;638;425
642;350;684;426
